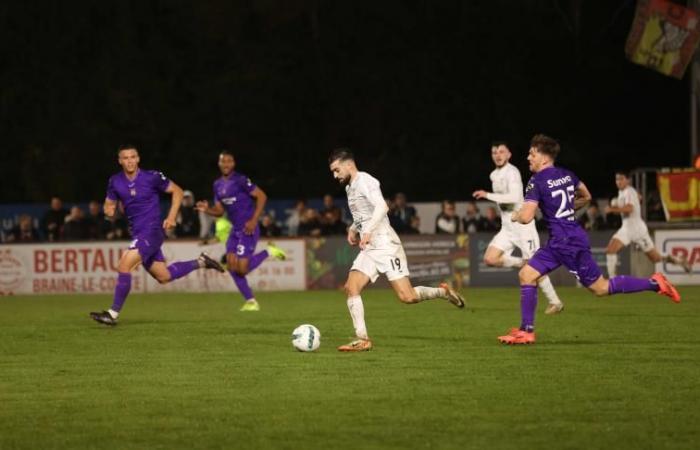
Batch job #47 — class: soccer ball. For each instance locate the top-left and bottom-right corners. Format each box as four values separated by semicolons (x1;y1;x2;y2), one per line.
291;324;321;352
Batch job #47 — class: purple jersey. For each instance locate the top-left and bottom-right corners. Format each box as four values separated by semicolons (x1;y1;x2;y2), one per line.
525;166;602;286
106;169;171;236
213;172;257;230
524;166;587;243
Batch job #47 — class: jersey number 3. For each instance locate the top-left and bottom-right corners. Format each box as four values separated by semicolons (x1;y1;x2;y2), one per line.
552;186;575;219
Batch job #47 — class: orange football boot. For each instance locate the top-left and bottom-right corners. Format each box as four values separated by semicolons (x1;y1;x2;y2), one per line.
439;283;465;308
650;273;681;303
498;328;536;345
337;338;373;352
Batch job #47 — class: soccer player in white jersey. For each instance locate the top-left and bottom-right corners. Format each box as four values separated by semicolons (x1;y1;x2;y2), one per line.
473;142;564;315
605;171;690;276
329;148;466;352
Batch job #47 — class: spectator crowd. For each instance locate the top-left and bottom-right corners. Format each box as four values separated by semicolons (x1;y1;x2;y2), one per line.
1;191;658;243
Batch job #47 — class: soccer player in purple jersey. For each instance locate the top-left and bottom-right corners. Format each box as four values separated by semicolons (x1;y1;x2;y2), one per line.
90;145;225;326
196;150;286;312
498;135;681;345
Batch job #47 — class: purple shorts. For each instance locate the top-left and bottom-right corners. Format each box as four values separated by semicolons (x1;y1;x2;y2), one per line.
129;232;166;269
528;238;602;287
226;227;260;259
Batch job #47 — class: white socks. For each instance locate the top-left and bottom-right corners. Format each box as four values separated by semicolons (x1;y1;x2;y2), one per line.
606;254;618;278
413;286;445;302
502;255;524;268
347;296;368;340
107;309;119;319
538;276;562;306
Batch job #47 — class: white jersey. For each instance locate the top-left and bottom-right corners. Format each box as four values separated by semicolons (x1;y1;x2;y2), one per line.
345;171;396;238
612;185;653;252
487;163;524;228
345;171;407;282
617;186;644;228
485;162;540;254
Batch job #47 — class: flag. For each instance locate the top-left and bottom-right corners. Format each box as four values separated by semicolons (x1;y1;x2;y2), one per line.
626;0;700;79
657;170;700;221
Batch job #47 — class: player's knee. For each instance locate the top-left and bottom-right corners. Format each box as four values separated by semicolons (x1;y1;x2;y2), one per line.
344;283;360;297
156;274;171;284
397;290;417;304
592;286;607;296
589;281;609;296
518;268;537;285
483;254;499;267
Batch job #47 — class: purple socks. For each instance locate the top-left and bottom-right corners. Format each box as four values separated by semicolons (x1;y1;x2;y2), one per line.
227;251;268;300
167;260;199;281
110;272;132;312
608;276;658;295
231;272;254;300
520;285;538;331
248;250;269;272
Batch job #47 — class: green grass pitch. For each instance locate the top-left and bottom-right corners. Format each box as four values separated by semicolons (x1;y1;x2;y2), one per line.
1;287;699;449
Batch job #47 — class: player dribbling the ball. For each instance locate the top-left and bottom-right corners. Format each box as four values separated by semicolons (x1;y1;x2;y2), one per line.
329;148;465;352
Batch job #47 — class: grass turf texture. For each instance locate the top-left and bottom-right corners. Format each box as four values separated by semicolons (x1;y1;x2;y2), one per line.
1;287;699;450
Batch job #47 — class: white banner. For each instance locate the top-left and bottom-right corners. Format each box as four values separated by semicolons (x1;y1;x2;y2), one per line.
654;230;700;285
0;239;306;295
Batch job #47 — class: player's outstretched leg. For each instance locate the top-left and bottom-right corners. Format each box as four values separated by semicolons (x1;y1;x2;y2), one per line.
164;254;223;283
265;242;287;261
395;279;465;308
197;252;226;272
605;273;680;302
661;254;691;274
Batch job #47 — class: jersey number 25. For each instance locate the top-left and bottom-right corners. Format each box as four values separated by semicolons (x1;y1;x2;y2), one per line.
552;186;575;219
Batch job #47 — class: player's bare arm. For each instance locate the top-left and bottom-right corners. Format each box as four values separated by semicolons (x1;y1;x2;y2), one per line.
512;201;538;224
163;181;184;230
103;198;117;218
195;199;225;217
472;189;489;199
245;186;267;235
574;182;592;210
347;224;359;246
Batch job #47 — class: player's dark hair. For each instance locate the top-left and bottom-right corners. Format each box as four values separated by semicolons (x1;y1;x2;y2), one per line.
328;148;354;164
220;149;234;158
117;144;138;154
491;141;509;149
615;169;631;178
530;134;560;160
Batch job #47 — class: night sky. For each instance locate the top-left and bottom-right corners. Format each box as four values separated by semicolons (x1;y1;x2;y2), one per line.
0;1;691;204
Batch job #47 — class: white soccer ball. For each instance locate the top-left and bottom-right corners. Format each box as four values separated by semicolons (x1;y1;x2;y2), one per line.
291;324;321;352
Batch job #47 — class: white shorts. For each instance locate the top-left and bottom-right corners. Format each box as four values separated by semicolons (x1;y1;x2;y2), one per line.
350;235;409;283
612;224;655;252
488;223;540;259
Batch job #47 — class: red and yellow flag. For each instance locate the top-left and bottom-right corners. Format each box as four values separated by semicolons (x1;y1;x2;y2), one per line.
657;170;700;221
626;0;700;79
